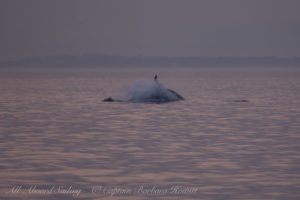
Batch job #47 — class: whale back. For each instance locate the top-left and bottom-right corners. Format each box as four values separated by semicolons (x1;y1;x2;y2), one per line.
167;89;184;100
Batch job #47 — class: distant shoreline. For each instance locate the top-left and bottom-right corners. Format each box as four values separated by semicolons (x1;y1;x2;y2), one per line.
1;54;299;67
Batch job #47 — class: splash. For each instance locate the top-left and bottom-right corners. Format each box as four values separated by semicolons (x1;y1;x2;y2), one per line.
126;80;183;102
103;80;184;103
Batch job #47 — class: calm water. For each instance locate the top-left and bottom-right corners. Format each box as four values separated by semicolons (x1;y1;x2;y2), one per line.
0;67;300;200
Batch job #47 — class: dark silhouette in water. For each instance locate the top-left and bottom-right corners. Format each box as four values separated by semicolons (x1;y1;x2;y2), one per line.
154;74;158;82
234;100;249;102
103;97;114;102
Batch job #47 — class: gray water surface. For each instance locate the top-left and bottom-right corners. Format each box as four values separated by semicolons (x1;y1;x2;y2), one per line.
0;67;299;200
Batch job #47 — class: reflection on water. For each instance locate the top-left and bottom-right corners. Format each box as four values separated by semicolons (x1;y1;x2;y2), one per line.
0;67;300;199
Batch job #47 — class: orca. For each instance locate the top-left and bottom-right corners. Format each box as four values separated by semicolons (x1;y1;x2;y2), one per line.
167;89;184;100
103;97;114;102
234;100;249;102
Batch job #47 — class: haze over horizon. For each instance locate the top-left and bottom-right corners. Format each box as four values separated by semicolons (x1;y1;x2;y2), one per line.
1;0;300;62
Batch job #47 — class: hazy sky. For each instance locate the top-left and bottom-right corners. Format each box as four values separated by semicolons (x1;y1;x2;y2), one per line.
1;0;300;61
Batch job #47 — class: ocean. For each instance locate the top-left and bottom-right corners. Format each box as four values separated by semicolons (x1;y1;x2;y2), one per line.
0;66;299;200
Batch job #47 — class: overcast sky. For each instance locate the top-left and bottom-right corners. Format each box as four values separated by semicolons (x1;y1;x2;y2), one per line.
0;0;300;61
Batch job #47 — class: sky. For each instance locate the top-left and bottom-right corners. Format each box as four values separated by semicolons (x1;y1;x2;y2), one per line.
0;0;300;61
